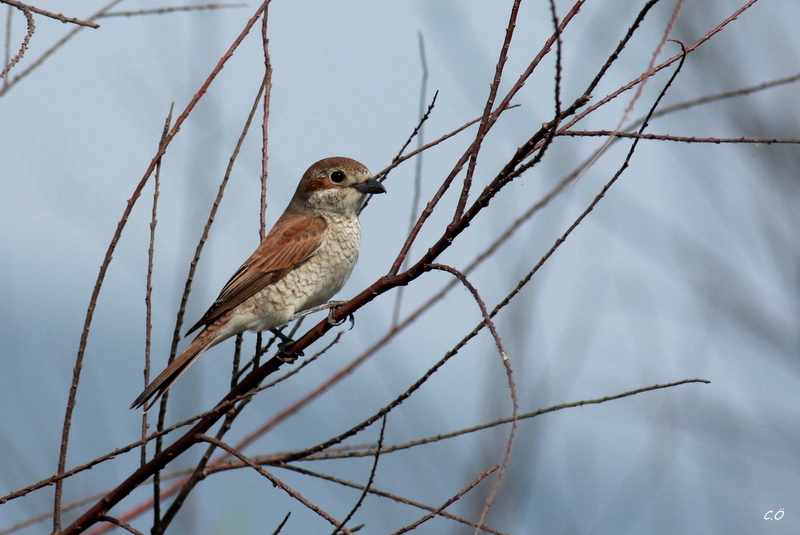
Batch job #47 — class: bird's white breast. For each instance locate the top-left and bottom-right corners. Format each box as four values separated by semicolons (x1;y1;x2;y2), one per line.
224;214;362;336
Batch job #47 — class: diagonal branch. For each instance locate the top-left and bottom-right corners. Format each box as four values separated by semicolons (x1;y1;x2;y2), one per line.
389;466;499;535
329;416;387;535
0;0;98;28
199;436;354;535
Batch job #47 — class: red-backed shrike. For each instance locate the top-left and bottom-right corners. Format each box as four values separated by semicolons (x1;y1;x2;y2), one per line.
132;157;385;410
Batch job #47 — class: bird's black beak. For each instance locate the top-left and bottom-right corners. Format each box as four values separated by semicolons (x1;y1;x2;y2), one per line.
353;177;386;194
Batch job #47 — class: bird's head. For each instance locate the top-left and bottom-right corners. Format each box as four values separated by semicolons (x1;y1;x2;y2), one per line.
290;157;386;217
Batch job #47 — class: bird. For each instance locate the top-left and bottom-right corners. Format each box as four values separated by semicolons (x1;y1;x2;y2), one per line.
131;157;386;410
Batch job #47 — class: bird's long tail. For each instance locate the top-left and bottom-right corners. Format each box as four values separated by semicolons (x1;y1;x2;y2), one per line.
130;326;219;411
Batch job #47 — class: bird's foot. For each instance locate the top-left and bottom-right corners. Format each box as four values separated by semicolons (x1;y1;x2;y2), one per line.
271;329;304;361
327;302;355;330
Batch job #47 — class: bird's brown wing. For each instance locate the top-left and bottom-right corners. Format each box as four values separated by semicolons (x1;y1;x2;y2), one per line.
186;212;327;335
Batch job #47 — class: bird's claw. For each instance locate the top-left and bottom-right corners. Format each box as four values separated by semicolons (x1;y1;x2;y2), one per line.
277;340;303;362
327;305;355;330
273;329;304;361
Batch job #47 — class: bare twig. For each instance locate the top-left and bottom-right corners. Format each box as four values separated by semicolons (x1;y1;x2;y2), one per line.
293;379;711;462
98;4;246;18
651;70;800;118
0;0;98;28
389;466;499;535
390;32;430;326
561;0;760;132
0;2;32;80
372;109;493;181
575;0;684;184
475;46;689;360
423;264;517;534
3;5;12;88
559;130;800;144
270;513;291;535
260;6;272;240
360;87;437;213
275;465;508;535
198;436;354;535
0;0;122;96
389;90;437;171
330;416;387;535
141;105;173;468
453;0;522;223
96;516;143;535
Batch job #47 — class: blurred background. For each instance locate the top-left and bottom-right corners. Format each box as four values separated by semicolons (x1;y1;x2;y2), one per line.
1;0;798;533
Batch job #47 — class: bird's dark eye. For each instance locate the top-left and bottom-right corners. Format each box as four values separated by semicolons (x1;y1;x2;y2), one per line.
330;170;346;183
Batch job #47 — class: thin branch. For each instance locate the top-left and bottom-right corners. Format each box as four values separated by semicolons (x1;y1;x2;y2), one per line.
98;4;246;18
421;264;518;534
259;6;272;240
372;105;508;182
561;0;760;132
650;70;800;118
0;2;32;80
575;0;684;185
389;466;499;535
360;88;437;214
295;379;711;461
0;489;105;535
390;90;438;169
0;0;98;28
198;436;354;535
0;0;122;96
453;0;522;222
391;32;430;326
559;130;800;144
483;0;587;137
274;465;509;535
471;46;689;359
329;416;387;535
1;418;197;506
96;516;143;535
270;513;291;535
3;6;12;89
142;105;173;469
